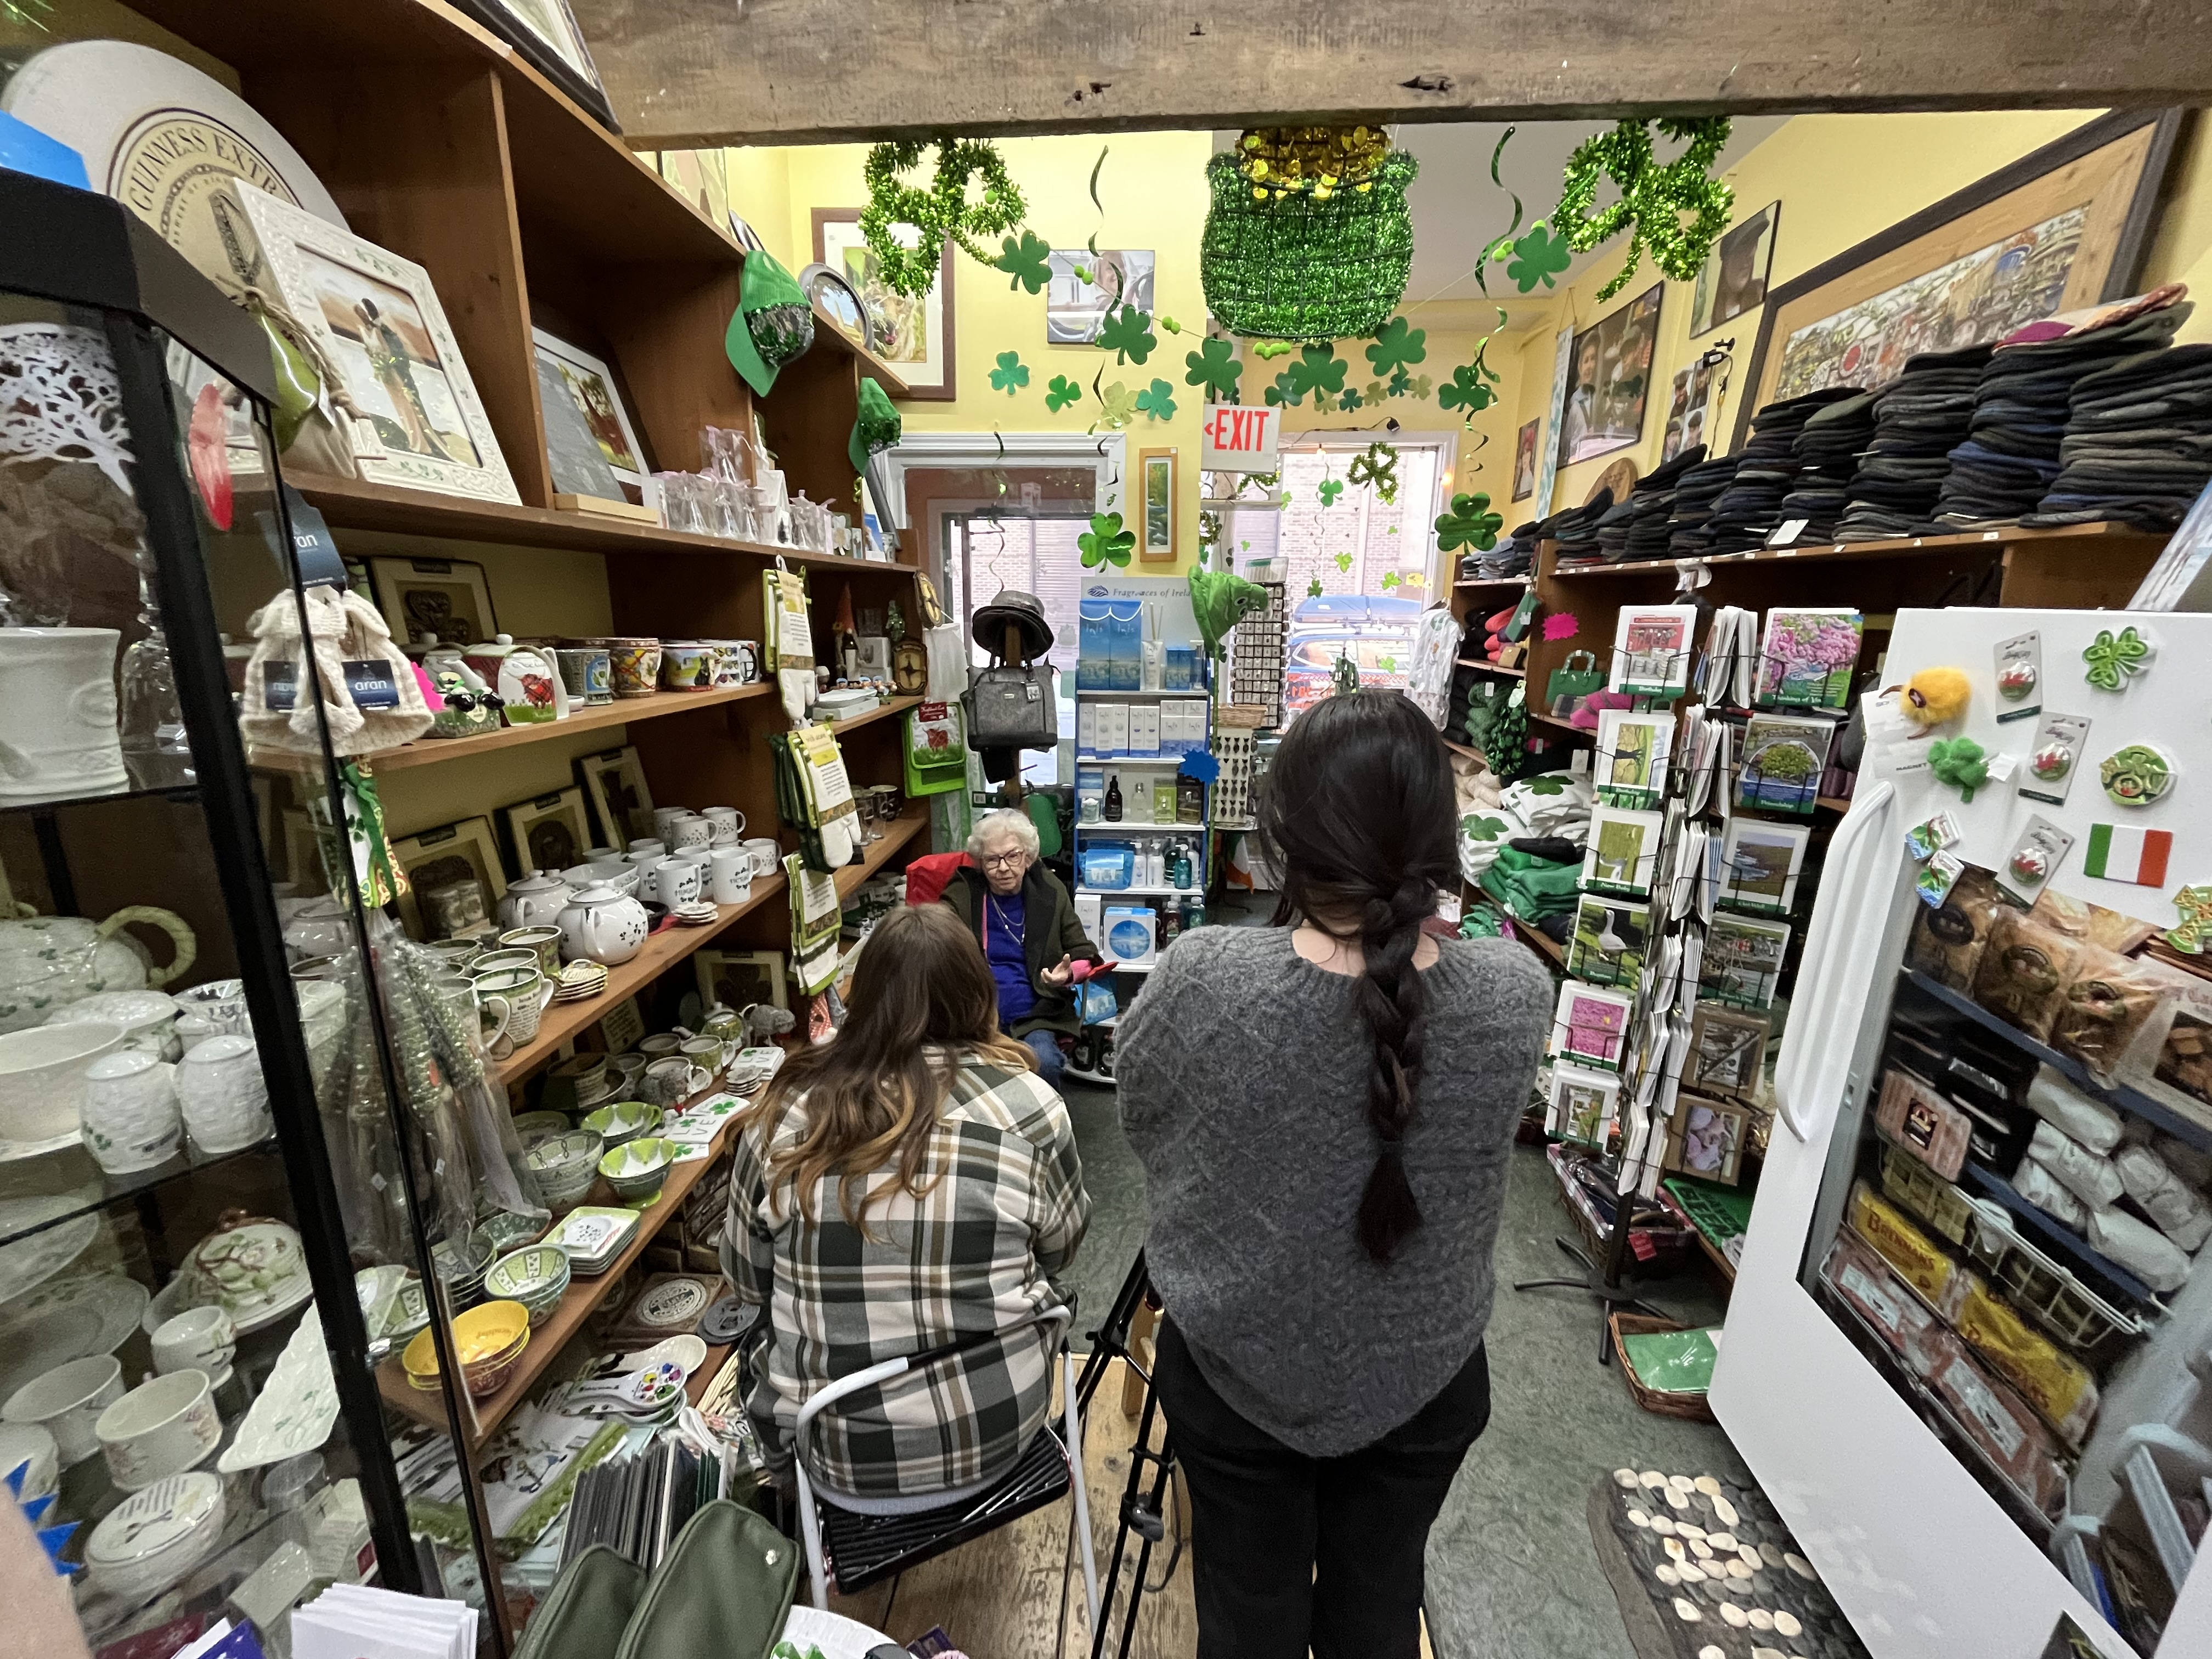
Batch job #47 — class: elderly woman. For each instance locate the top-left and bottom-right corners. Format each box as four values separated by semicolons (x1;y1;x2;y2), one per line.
940;808;1098;1086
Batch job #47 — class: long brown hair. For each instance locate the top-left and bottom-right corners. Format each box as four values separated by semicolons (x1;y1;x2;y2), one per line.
748;903;1034;1227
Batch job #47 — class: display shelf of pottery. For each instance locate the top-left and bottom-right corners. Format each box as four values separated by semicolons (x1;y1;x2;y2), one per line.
0;907;195;1033
556;882;648;966
173;1035;273;1154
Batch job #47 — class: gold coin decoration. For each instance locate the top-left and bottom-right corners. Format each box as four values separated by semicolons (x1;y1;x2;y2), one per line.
1673;1598;1702;1623
1694;1475;1723;1496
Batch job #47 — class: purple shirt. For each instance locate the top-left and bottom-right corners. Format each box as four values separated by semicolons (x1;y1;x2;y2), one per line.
983;889;1035;1023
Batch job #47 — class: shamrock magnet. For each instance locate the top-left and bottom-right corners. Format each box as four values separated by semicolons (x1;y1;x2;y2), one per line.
2169;884;2212;955
2098;742;2175;808
2083;624;2152;691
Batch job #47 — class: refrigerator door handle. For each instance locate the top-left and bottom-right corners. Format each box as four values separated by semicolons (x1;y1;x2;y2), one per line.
1775;780;1898;1143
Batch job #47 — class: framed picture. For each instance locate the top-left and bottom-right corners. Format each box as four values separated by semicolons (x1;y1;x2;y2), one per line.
534;330;650;493
1046;250;1156;344
392;817;507;941
443;0;616;132
815;208;956;399
1138;448;1177;562
222;182;519;504
1736;110;2184;446
1662;356;1720;464
368;556;496;651
1548;1063;1621;1148
1686;1003;1770;1101
695;949;789;1015
1551;980;1635;1071
1555;282;1662;470
1610;604;1699;697
575;746;657;848
1583;806;1664;898
1701;913;1793;1009
1595;708;1674;808
1719;819;1812;914
1567;894;1650;989
655;149;730;229
1664;1091;1753;1183
498;786;592;878
1691;201;1780;336
1736;714;1837;816
1511;419;1539;501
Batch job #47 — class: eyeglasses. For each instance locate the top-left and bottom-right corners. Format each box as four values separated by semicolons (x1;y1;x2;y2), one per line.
979;850;1028;869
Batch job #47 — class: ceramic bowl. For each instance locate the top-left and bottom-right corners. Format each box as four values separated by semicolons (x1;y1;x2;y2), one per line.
483;1246;571;1324
510;1110;572;1150
150;1305;236;1380
580;1100;658;1149
431;1233;493;1310
0;1021;125;1150
97;1368;220;1491
524;1130;605;1209
85;1471;225;1601
179;1218;311;1332
403;1300;532;1397
0;1421;58;1501
2;1353;123;1466
599;1137;676;1206
475;1210;543;1256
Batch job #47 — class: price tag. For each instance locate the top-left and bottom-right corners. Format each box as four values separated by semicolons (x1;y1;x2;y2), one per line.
263;659;298;712
343;659;401;709
1765;518;1810;549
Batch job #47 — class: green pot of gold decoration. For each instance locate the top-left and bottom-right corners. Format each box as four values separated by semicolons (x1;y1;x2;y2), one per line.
1200;128;1418;343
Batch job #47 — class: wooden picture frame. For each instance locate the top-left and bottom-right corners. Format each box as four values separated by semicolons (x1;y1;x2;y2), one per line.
1138;448;1177;562
576;746;657;849
814;208;957;399
1511;419;1539;501
1690;200;1780;337
369;556;498;651
1686;1006;1770;1103
533;328;651;492
392;817;508;940
695;949;789;1015
1555;282;1662;471
1663;1091;1753;1185
498;786;593;878
222;182;520;504
1734;109;2186;448
443;0;617;132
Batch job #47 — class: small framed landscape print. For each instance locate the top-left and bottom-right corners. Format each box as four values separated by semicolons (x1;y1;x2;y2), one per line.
576;746;657;848
1595;708;1674;808
1139;448;1177;562
1582;805;1665;897
498;786;592;878
815;208;957;399
1567;893;1650;989
1686;1005;1770;1101
1701;913;1792;1009
1664;1092;1753;1185
1718;819;1811;913
534;329;650;493
1551;981;1635;1071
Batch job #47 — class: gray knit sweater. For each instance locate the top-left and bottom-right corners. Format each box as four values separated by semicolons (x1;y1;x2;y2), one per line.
1116;924;1550;1457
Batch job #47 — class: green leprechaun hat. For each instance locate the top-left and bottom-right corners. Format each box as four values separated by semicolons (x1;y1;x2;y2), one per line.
850;376;901;473
723;249;816;396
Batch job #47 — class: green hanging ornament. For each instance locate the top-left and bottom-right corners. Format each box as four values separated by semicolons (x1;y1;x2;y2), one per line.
1554;119;1735;301
1927;736;1990;803
1346;442;1400;505
859;138;1029;298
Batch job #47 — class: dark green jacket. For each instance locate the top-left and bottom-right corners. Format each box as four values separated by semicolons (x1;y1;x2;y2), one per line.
941;862;1098;1038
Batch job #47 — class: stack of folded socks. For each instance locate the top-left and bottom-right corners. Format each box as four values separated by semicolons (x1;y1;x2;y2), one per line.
1924;302;2190;531
1621;444;1708;562
1704;390;1865;552
1833;343;1993;540
1775;390;1881;542
2021;342;2212;531
1548;489;1617;566
1666;455;1743;558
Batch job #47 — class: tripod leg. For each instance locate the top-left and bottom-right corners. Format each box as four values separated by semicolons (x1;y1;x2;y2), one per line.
1091;1369;1166;1659
1118;1417;1177;1659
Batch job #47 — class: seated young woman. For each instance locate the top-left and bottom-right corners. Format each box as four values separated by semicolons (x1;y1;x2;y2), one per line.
722;902;1091;1509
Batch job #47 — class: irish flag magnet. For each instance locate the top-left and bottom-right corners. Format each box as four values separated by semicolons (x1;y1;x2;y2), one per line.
2084;823;2172;886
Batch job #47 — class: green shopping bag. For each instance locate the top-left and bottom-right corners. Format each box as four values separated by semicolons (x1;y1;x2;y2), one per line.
514;1501;798;1659
1545;650;1605;714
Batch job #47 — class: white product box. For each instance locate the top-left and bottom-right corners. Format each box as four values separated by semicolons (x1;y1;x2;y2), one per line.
1102;905;1159;965
1128;704;1161;754
1077;699;1099;755
1074;891;1103;936
1163;700;1206;755
1094;702;1130;756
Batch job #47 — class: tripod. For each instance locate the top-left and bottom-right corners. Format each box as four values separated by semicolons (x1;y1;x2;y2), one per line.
1071;1252;1178;1659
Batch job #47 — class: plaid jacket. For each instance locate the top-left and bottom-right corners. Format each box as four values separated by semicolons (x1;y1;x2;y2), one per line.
723;1046;1090;1498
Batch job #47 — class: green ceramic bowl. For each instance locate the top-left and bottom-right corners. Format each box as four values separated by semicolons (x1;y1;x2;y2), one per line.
483;1246;572;1323
475;1210;542;1255
580;1101;659;1149
510;1111;571;1150
524;1130;605;1210
599;1137;676;1206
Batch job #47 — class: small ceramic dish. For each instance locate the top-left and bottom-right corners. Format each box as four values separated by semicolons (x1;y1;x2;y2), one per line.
0;1421;58;1502
599;1137;675;1206
580;1101;658;1149
2;1353;123;1467
483;1246;571;1324
85;1471;224;1601
524;1130;605;1209
95;1368;220;1492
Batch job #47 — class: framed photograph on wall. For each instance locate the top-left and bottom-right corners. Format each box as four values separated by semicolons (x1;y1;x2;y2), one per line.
534;329;650;493
1662;356;1720;463
1511;420;1540;501
696;949;789;1015
1555;282;1662;470
369;556;496;651
444;0;617;132
1691;201;1780;336
1138;448;1177;562
576;746;657;848
1047;250;1156;343
392;817;508;940
814;208;956;399
498;786;593;878
1736;110;2184;446
223;182;520;504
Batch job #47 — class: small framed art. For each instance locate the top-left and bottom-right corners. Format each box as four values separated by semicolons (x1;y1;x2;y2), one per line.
696;949;789;1015
1548;1063;1622;1149
392;817;508;940
1583;805;1665;897
1735;713;1837;816
1567;894;1649;989
1700;913;1792;1009
1610;605;1699;698
369;556;497;651
815;208;957;399
1550;981;1635;1071
445;0;617;132
1139;448;1177;562
534;329;650;494
222;181;518;504
1595;708;1674;809
498;786;592;877
1663;1092;1753;1184
1686;1005;1770;1101
1718;819;1811;913
576;746;657;848
1756;608;1863;711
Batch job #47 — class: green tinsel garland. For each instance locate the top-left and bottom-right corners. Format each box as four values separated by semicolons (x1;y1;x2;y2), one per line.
1554;119;1734;302
1200;148;1418;343
860;139;1028;298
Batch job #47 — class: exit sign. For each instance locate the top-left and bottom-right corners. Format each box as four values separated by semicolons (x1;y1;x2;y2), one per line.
1200;403;1280;473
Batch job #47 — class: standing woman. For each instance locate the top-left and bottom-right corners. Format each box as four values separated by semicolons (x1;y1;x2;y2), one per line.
940;808;1098;1087
1116;691;1551;1659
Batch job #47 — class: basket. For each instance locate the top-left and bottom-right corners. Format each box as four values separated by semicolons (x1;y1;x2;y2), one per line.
1609;1312;1717;1423
1200;149;1418;342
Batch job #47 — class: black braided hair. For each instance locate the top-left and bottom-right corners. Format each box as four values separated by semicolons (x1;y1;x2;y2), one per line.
1256;691;1459;1262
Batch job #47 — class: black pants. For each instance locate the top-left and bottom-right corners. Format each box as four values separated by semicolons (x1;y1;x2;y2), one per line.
1152;1317;1491;1659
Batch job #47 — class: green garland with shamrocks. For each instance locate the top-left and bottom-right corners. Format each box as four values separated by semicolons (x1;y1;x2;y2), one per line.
860;139;1028;297
1554;118;1734;301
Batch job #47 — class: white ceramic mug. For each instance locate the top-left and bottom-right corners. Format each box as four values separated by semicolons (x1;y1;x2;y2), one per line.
637;1032;684;1061
151;1306;236;1383
679;1035;727;1075
668;813;712;851
2;1354;123;1468
627;838;666;859
641;1057;710;1107
708;848;754;904
80;1049;182;1173
0;627;126;802
702;807;744;845
96;1369;221;1492
644;857;702;910
741;838;782;878
174;1034;272;1154
652;807;687;845
674;848;715;893
475;968;551;1043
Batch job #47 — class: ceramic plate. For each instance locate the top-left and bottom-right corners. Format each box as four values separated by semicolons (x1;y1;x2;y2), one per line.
617;1334;709;1376
0;1273;148;1402
0;1128;88;1164
0;1206;101;1306
219;1305;336;1473
86;1469;223;1573
782;1605;896;1659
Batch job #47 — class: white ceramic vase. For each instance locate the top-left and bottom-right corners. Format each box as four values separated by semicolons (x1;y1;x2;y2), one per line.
80;1049;182;1173
174;1034;272;1154
0;627;125;804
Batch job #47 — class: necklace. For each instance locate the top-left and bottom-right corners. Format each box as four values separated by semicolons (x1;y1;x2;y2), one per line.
988;891;1021;943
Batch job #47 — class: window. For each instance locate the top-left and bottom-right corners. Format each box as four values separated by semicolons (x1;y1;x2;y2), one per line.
943;511;1090;783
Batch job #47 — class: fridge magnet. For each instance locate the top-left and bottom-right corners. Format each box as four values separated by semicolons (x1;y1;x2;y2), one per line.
1609;605;1699;698
1993;631;2042;724
2018;713;2092;807
1995;815;2078;906
1898;665;1970;729
1717;820;1810;913
1735;713;1835;815
1567;893;1649;988
2097;741;2175;808
2166;884;2212;955
2081;623;2152;691
1551;981;1635;1070
1582;805;1665;896
1904;812;1963;862
1756;607;1863;710
2082;823;2173;887
1700;913;1791;1008
1916;849;1965;910
1595;707;1674;809
1548;1063;1622;1147
1663;1093;1751;1184
1685;1005;1769;1101
1926;736;1989;803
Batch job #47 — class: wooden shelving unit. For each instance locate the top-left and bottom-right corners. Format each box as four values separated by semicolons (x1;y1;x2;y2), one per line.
1457;659;1526;677
1549;518;2157;580
822;694;925;736
1441;737;1485;763
372;685;777;772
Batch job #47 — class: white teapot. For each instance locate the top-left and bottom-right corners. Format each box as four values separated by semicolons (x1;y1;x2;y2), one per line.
497;870;572;932
556;882;648;967
0;908;196;1034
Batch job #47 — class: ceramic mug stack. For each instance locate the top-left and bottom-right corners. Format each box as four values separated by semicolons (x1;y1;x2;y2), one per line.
667;812;712;851
702;806;744;846
498;926;564;977
174;1035;272;1153
80;1050;182;1172
708;847;754;903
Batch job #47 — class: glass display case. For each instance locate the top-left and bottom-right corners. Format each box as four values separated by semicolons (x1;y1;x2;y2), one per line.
0;170;505;1649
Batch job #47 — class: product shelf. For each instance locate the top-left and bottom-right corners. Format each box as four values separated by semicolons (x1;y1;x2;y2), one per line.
815;695;923;736
1073;687;1209;699
1457;659;1527;677
370;685;777;774
1075;755;1192;767
1551;520;2158;580
1441;738;1485;763
1453;576;1531;590
0;1135;276;1253
1079;885;1204;899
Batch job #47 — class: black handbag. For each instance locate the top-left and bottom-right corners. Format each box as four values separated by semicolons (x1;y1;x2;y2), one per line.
962;658;1060;749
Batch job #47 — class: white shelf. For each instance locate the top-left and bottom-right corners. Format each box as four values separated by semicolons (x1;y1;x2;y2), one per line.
1076;822;1197;834
1076;754;1190;766
1079;885;1203;898
1074;688;1211;699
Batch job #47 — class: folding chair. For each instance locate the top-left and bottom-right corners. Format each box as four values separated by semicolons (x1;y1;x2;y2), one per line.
791;1305;1100;1630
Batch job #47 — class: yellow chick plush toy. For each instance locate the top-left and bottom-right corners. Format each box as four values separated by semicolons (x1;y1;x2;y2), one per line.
1900;667;1971;728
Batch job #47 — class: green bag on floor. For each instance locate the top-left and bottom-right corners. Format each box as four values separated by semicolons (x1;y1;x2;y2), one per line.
514;1501;799;1659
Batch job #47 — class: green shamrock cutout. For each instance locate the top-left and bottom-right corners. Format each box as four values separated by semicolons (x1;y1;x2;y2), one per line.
1927;736;1990;802
1365;380;1387;403
1185;336;1243;399
1380;572;1401;591
1555;118;1734;300
1438;364;1497;415
1347;441;1398;504
1435;492;1504;553
1097;304;1156;365
2083;625;2152;691
1506;222;1573;292
1318;477;1344;508
1523;775;1567;795
1253;339;1297;360
1307;577;1324;597
1094;381;1138;429
1136;379;1177;421
1265;371;1303;408
1045;375;1082;413
989;351;1029;395
1287;346;1350;401
994;230;1053;294
1410;374;1434;400
1078;511;1135;568
1365;317;1427;379
1377;654;1398;673
1334;551;1353;573
1337;388;1364;413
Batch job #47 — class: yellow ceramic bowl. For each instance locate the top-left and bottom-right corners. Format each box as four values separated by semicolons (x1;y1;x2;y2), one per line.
400;1300;533;1395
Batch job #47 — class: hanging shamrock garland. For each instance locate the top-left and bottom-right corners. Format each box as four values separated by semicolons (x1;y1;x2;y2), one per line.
1554;118;1735;301
1079;511;1135;568
1347;441;1400;505
860;138;1029;297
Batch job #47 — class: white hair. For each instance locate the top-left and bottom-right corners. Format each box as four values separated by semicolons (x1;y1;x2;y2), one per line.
967;808;1040;859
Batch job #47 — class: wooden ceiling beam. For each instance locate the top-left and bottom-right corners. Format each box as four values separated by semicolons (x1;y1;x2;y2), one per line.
571;0;2212;149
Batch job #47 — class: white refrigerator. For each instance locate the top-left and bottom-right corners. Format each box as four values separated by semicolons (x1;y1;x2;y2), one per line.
1714;606;2212;1659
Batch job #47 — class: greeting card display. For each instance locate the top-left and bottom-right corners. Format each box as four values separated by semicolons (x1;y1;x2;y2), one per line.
1609;606;1699;698
1663;1092;1752;1184
1735;713;1835;816
1700;913;1791;1008
1582;805;1664;896
1717;819;1810;913
1756;608;1862;710
1551;981;1635;1070
1567;893;1650;988
1686;1003;1769;1099
1548;1063;1622;1147
1595;708;1674;809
